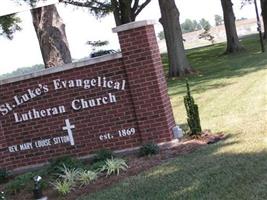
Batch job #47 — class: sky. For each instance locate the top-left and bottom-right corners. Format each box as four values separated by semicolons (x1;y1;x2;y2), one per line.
0;0;259;75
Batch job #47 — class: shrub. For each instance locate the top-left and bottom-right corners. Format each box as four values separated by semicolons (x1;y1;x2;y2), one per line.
51;180;72;196
101;158;128;176
88;160;106;171
5;172;35;195
0;169;8;184
184;80;202;136
92;149;114;163
78;170;98;186
48;156;84;174
138;142;160;157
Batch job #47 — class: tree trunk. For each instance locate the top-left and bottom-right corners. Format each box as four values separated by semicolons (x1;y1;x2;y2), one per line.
221;0;244;53
112;0;151;26
261;0;267;39
31;5;72;68
119;0;132;24
112;0;122;26
112;0;133;26
158;0;193;77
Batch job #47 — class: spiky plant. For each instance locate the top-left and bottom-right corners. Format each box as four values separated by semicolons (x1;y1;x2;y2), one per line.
51;180;72;196
101;158;128;176
57;164;81;185
184;80;202;136
78;170;98;187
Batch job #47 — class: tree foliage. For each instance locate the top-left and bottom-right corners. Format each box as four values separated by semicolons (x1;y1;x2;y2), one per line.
0;64;44;80
199;18;211;30
180;18;211;33
61;0;113;18
157;31;165;40
214;14;223;26
87;40;109;51
181;19;201;33
61;0;151;25
0;0;38;40
241;0;253;8
0;14;21;39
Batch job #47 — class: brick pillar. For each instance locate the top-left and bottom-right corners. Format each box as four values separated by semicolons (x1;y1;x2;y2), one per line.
113;20;176;143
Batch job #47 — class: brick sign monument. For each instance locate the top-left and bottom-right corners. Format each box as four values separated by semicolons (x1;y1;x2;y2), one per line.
0;20;176;172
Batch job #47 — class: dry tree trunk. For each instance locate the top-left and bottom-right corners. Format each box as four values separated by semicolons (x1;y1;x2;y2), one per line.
31;5;72;68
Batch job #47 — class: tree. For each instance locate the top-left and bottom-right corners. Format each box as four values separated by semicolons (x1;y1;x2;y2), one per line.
220;0;244;53
181;19;194;33
181;19;201;33
61;0;151;26
1;1;72;68
30;5;72;68
0;14;21;39
199;18;211;30
214;14;223;26
157;31;165;40
0;64;44;80
158;0;193;77
192;20;202;31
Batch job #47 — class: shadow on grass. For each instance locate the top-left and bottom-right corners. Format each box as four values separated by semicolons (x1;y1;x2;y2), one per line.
164;35;267;96
81;138;267;200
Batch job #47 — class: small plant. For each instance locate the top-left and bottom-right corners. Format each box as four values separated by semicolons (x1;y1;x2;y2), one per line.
88;160;106;171
48;156;84;174
78;170;98;186
101;158;128;176
184;80;202;136
138;142;160;157
93;149;114;163
0;169;8;184
51;179;72;196
57;164;81;185
5;172;35;195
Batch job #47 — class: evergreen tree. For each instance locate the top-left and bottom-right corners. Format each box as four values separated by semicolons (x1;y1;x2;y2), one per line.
184;80;202;136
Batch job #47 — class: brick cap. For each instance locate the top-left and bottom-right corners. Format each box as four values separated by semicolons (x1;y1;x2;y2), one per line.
0;53;122;85
112;20;156;33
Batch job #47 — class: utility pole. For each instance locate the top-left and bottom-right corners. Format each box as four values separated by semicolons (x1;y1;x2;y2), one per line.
254;0;265;52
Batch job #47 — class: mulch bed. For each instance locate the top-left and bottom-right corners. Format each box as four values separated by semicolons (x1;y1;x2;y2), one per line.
2;131;226;200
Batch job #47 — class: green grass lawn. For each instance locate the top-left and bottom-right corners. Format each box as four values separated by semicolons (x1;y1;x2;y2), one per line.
80;35;267;200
